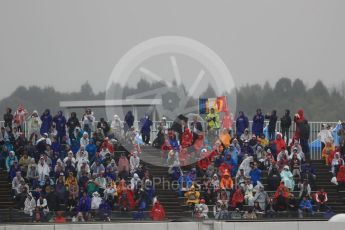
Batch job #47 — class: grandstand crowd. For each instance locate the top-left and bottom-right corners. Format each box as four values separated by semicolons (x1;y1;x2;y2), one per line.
0;105;345;222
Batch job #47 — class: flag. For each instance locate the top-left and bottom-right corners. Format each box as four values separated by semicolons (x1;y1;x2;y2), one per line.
199;96;228;114
199;98;208;114
216;96;228;112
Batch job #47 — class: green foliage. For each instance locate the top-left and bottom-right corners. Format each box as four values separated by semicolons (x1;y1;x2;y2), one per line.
0;78;344;121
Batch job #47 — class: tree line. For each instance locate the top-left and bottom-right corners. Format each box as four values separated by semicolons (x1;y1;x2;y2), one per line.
0;78;344;121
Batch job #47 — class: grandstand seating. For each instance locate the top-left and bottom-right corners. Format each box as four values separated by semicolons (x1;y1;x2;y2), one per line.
1;146;344;222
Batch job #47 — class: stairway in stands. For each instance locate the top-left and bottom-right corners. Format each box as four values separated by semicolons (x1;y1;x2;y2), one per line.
139;146;187;220
0;168;14;208
311;160;345;213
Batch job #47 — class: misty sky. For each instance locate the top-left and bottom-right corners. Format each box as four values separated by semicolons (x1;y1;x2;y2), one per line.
1;0;345;100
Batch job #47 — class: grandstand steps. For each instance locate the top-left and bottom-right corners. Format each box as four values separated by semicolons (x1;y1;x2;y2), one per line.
140;146;187;220
0;169;14;209
311;160;345;213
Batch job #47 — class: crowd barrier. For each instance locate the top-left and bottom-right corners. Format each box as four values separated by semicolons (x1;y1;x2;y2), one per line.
0;221;344;230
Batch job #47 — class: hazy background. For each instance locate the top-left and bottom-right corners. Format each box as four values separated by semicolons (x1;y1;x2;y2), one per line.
1;0;345;101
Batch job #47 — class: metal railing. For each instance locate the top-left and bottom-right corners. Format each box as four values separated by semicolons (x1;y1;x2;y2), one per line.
0;120;339;160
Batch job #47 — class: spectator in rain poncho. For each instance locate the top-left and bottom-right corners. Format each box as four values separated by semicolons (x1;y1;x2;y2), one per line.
76;146;89;165
124;110;135;132
37;156;50;183
130;173;141;191
129;151;140;174
118;153;129;179
194;199;209;220
140;114;153;145
240;129;251;142
331;152;344;176
6;151;18;172
27;110;42;144
318;124;334;151
91;192;102;210
150;200;166;221
67;112;80;141
252;109;265;137
80;132;89;148
14;105;28;132
236;111;249;138
111;115;124;141
249;182;268;210
82;108;95;135
280;165;295;191
27;158;39;187
24;193;36;216
40;109;52;136
237;155;253;177
53;111;67;143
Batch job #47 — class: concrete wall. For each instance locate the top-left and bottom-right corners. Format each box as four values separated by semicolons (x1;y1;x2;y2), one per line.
1;222;344;230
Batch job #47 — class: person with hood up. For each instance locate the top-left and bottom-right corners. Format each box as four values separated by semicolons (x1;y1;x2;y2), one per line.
140;114;153;145
250;182;269;210
26;158;39;187
322;141;335;166
194;199;209;220
240;129;251;143
40;109;52;136
293;109;310;154
318;124;334;151
185;185;200;206
124;110;134;133
3;108;14;131
24;193;36;216
82;108;95;136
181;127;193;148
331;152;344;176
280;109;292;145
14;105;28;132
130;173;141;191
67;112;80;141
27;110;42;144
77;191;92;220
111;114;124;141
220;170;233;190
206;108;220;131
214;200;229;220
236;111;249;138
336;165;345;190
118;153;129;179
91;191;102;211
275;133;286;154
280;165;295;191
53;111;67;143
130;151;140;175
6;151;18;172
265;110;278;141
211;174;220;191
80;132;89;148
150;199;166;221
230;186;244;209
219;128;231;148
252;109;265;137
237;156;253;177
97;118;110;137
